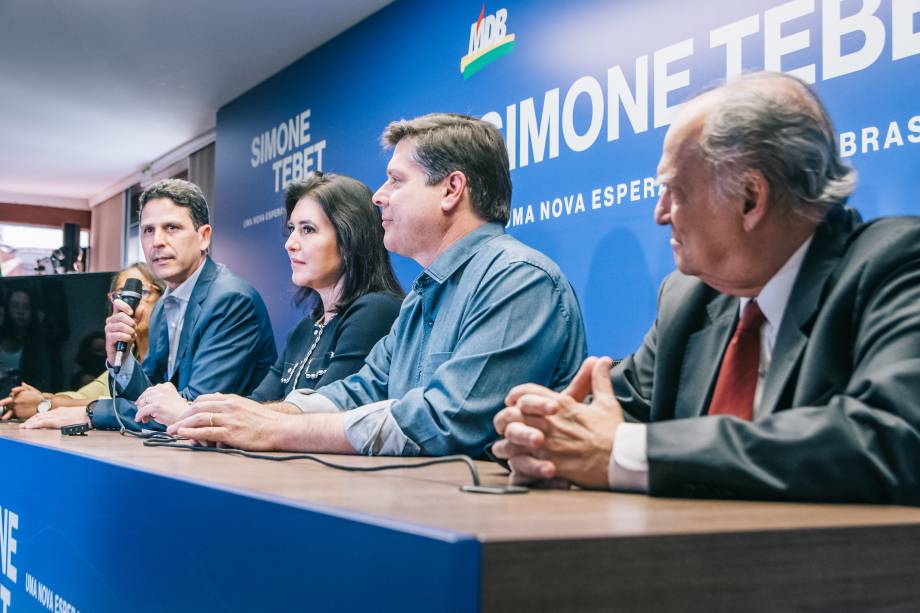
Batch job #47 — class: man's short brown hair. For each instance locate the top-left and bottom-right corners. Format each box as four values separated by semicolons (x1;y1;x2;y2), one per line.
382;113;512;225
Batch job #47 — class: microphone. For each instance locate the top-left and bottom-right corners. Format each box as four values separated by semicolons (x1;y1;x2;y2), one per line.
113;277;144;372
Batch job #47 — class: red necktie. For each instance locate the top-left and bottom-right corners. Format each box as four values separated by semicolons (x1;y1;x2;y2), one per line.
708;300;766;420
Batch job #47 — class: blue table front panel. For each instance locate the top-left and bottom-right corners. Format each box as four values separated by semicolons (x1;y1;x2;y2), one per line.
0;437;479;613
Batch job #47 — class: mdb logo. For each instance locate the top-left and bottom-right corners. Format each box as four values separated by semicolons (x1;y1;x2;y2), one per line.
460;5;516;80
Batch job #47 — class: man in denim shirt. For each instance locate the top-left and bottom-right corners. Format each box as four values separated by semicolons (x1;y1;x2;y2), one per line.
169;113;586;457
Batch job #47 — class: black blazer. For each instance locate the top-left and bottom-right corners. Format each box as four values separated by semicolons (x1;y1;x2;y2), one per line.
613;206;920;504
249;291;402;401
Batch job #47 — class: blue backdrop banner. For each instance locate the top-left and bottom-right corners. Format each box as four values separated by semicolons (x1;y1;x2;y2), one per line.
214;0;920;358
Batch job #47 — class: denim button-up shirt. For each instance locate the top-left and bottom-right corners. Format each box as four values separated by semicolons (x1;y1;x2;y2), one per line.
286;222;587;456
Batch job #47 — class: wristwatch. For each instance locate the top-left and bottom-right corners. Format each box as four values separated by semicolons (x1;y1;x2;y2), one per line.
85;400;96;428
36;399;52;413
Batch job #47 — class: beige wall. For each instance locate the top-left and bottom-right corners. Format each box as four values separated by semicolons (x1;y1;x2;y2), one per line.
0;202;91;228
89;192;123;272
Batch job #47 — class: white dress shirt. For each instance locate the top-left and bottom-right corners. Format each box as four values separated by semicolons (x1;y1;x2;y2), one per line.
608;237;814;492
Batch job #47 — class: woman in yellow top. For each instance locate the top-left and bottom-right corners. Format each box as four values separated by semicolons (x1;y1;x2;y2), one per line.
0;262;163;420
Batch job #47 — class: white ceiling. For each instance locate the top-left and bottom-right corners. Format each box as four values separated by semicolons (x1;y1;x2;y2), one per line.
0;0;393;208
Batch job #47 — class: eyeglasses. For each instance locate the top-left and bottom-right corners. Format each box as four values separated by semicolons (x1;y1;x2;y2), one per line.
108;288;159;303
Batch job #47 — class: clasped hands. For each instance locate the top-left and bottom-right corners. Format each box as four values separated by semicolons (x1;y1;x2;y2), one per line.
492;356;623;490
1;382;45;421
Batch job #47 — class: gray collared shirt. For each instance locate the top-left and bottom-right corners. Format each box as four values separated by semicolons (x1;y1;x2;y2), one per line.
286;222;587;457
113;258;207;388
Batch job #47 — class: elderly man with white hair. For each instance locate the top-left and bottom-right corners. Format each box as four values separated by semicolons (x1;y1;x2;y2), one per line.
493;72;920;505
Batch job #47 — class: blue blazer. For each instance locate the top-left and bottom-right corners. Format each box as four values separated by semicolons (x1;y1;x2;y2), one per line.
95;257;276;430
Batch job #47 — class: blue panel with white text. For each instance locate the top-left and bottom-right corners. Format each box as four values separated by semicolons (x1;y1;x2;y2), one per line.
214;0;920;358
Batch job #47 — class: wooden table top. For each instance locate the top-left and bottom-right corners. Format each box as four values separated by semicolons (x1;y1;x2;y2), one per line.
5;423;920;543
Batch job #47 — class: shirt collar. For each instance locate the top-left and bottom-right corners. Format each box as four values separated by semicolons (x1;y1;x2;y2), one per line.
418;222;505;287
162;257;207;304
740;235;813;331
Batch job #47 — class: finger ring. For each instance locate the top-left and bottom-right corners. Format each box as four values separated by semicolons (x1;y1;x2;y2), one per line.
209;413;214;427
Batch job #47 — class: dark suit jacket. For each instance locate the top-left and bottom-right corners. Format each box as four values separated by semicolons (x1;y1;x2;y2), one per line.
94;257;276;430
613;206;920;504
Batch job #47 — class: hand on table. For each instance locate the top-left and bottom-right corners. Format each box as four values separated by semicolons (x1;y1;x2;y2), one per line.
135;382;188;426
167;394;290;451
492;357;623;490
21;406;89;430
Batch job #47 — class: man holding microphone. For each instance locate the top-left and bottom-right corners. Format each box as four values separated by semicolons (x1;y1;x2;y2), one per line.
23;179;275;431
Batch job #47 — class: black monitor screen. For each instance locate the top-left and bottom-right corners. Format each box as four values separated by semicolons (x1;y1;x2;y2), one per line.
0;272;114;398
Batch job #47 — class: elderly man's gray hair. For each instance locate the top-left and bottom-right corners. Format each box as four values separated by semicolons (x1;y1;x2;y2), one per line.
699;72;857;222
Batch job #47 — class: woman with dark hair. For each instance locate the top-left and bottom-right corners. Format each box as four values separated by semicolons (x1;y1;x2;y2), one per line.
130;172;403;426
250;172;403;399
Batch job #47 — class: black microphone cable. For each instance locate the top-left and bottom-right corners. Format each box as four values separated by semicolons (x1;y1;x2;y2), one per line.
103;371;521;493
103;276;175;442
74;329;522;492
142;438;527;494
